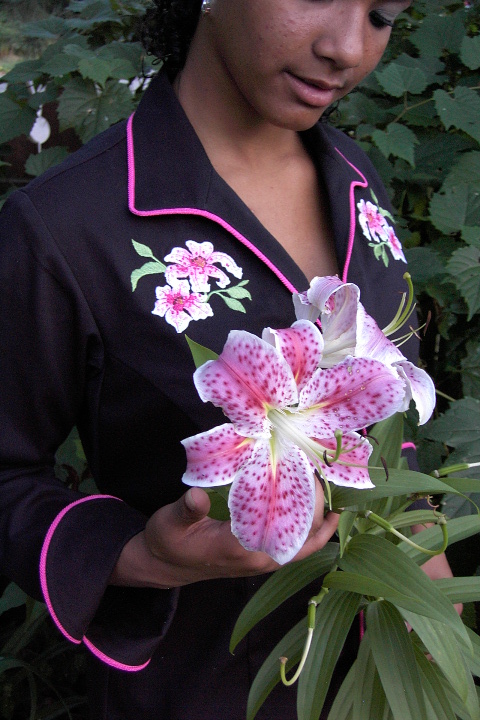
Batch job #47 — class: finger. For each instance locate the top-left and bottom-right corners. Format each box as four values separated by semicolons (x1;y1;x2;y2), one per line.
295;510;339;560
172;487;211;526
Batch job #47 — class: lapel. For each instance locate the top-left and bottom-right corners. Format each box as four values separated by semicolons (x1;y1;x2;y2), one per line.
127;72;371;290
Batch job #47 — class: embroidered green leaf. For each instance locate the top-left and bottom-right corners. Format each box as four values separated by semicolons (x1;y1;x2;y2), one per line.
131;239;160;260
223;284;252;300
223;297;247;313
130;261;165;291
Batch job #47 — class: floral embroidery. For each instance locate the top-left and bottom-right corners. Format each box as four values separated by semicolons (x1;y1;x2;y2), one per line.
164;240;243;293
131;239;251;333
357;192;406;266
152;280;214;333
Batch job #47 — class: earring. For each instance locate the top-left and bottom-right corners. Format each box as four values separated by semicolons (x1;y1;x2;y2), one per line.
201;0;212;14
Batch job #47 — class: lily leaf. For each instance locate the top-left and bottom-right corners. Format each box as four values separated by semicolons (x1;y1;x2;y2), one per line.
434;576;480;605
246;618;305;720
330;468;456;510
352;634;387;720
185;336;219;368
402;612;479;719
366;600;426;720
368;413;403;470
230;543;339;653
412;643;458;720
297;590;360;720
338;534;469;645
326;661;356;720
337;511;357;556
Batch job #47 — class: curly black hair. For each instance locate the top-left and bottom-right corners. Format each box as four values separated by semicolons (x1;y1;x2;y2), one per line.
141;0;203;78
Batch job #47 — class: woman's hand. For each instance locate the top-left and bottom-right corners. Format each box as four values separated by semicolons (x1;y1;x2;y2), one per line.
110;483;339;589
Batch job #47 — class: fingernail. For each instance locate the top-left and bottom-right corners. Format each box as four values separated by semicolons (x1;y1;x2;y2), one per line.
185;488;197;512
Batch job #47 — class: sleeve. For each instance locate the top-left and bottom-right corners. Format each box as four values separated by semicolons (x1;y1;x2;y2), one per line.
0;190;178;670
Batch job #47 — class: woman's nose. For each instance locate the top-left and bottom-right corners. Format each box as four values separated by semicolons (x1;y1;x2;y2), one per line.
312;11;365;70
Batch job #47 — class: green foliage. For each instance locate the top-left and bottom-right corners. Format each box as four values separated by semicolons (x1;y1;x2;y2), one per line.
235;415;480;720
0;0;153;200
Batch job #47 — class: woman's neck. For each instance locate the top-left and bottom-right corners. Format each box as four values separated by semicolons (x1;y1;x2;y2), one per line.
174;33;303;173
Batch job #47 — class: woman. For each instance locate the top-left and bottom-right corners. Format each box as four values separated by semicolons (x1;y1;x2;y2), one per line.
0;1;454;718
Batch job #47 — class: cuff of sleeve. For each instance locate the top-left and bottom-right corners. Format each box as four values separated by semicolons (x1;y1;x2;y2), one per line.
40;495;179;670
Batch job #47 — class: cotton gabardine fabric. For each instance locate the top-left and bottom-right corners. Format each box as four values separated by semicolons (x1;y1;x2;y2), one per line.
0;71;415;718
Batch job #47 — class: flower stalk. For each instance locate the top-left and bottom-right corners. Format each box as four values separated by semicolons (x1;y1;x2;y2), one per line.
362;510;449;556
279;587;330;686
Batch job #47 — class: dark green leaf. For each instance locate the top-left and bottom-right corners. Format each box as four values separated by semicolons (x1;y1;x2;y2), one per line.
230;543;339;652
297;590;360;720
338;534;469;642
366;601;426;720
185;336;219;368
246;619;305;720
24;147;69;177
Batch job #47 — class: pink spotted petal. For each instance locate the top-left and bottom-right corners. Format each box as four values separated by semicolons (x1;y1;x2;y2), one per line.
228;440;316;565
393;360;436;425
262;320;324;391
297;356;405;436
314;432;374;488
355;304;404;365
194;330;298;438
182;423;255;487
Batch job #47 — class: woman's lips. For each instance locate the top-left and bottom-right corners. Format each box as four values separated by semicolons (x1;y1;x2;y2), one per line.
285;71;342;108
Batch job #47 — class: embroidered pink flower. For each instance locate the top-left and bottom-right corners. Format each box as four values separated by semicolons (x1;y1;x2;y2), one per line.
152;280;213;333
182;322;406;564
164;240;243;293
294;276;435;425
385;226;407;263
357;199;388;243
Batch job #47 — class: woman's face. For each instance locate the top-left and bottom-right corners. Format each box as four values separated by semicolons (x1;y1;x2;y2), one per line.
200;0;412;131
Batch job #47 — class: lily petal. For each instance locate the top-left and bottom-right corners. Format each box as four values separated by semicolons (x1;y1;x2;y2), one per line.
355;304;405;365
194;330;298;438
297;356;405;436
182;423;255;486
262;320;324;391
314;432;374;488
228;440;316;565
393;360;436;425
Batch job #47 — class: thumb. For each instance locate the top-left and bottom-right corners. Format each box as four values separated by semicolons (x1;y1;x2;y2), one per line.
174;487;211;526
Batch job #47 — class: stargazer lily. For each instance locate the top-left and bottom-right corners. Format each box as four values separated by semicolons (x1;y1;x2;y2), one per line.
182;320;406;564
293;275;436;425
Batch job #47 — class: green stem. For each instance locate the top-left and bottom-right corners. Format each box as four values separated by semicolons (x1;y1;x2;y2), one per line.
363;510;449;556
433;461;480;478
435;388;457;403
391;85;480;124
280;587;329;686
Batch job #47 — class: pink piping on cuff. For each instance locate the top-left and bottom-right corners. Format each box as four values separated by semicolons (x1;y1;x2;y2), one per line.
402;442;417;451
334;148;369;284
126;114;298;297
83;636;151;672
40;494;122;644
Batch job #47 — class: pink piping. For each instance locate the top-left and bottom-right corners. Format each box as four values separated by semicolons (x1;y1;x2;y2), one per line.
401;442;417;451
126;114;298;296
83;636;150;672
40;495;121;645
334;148;369;283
